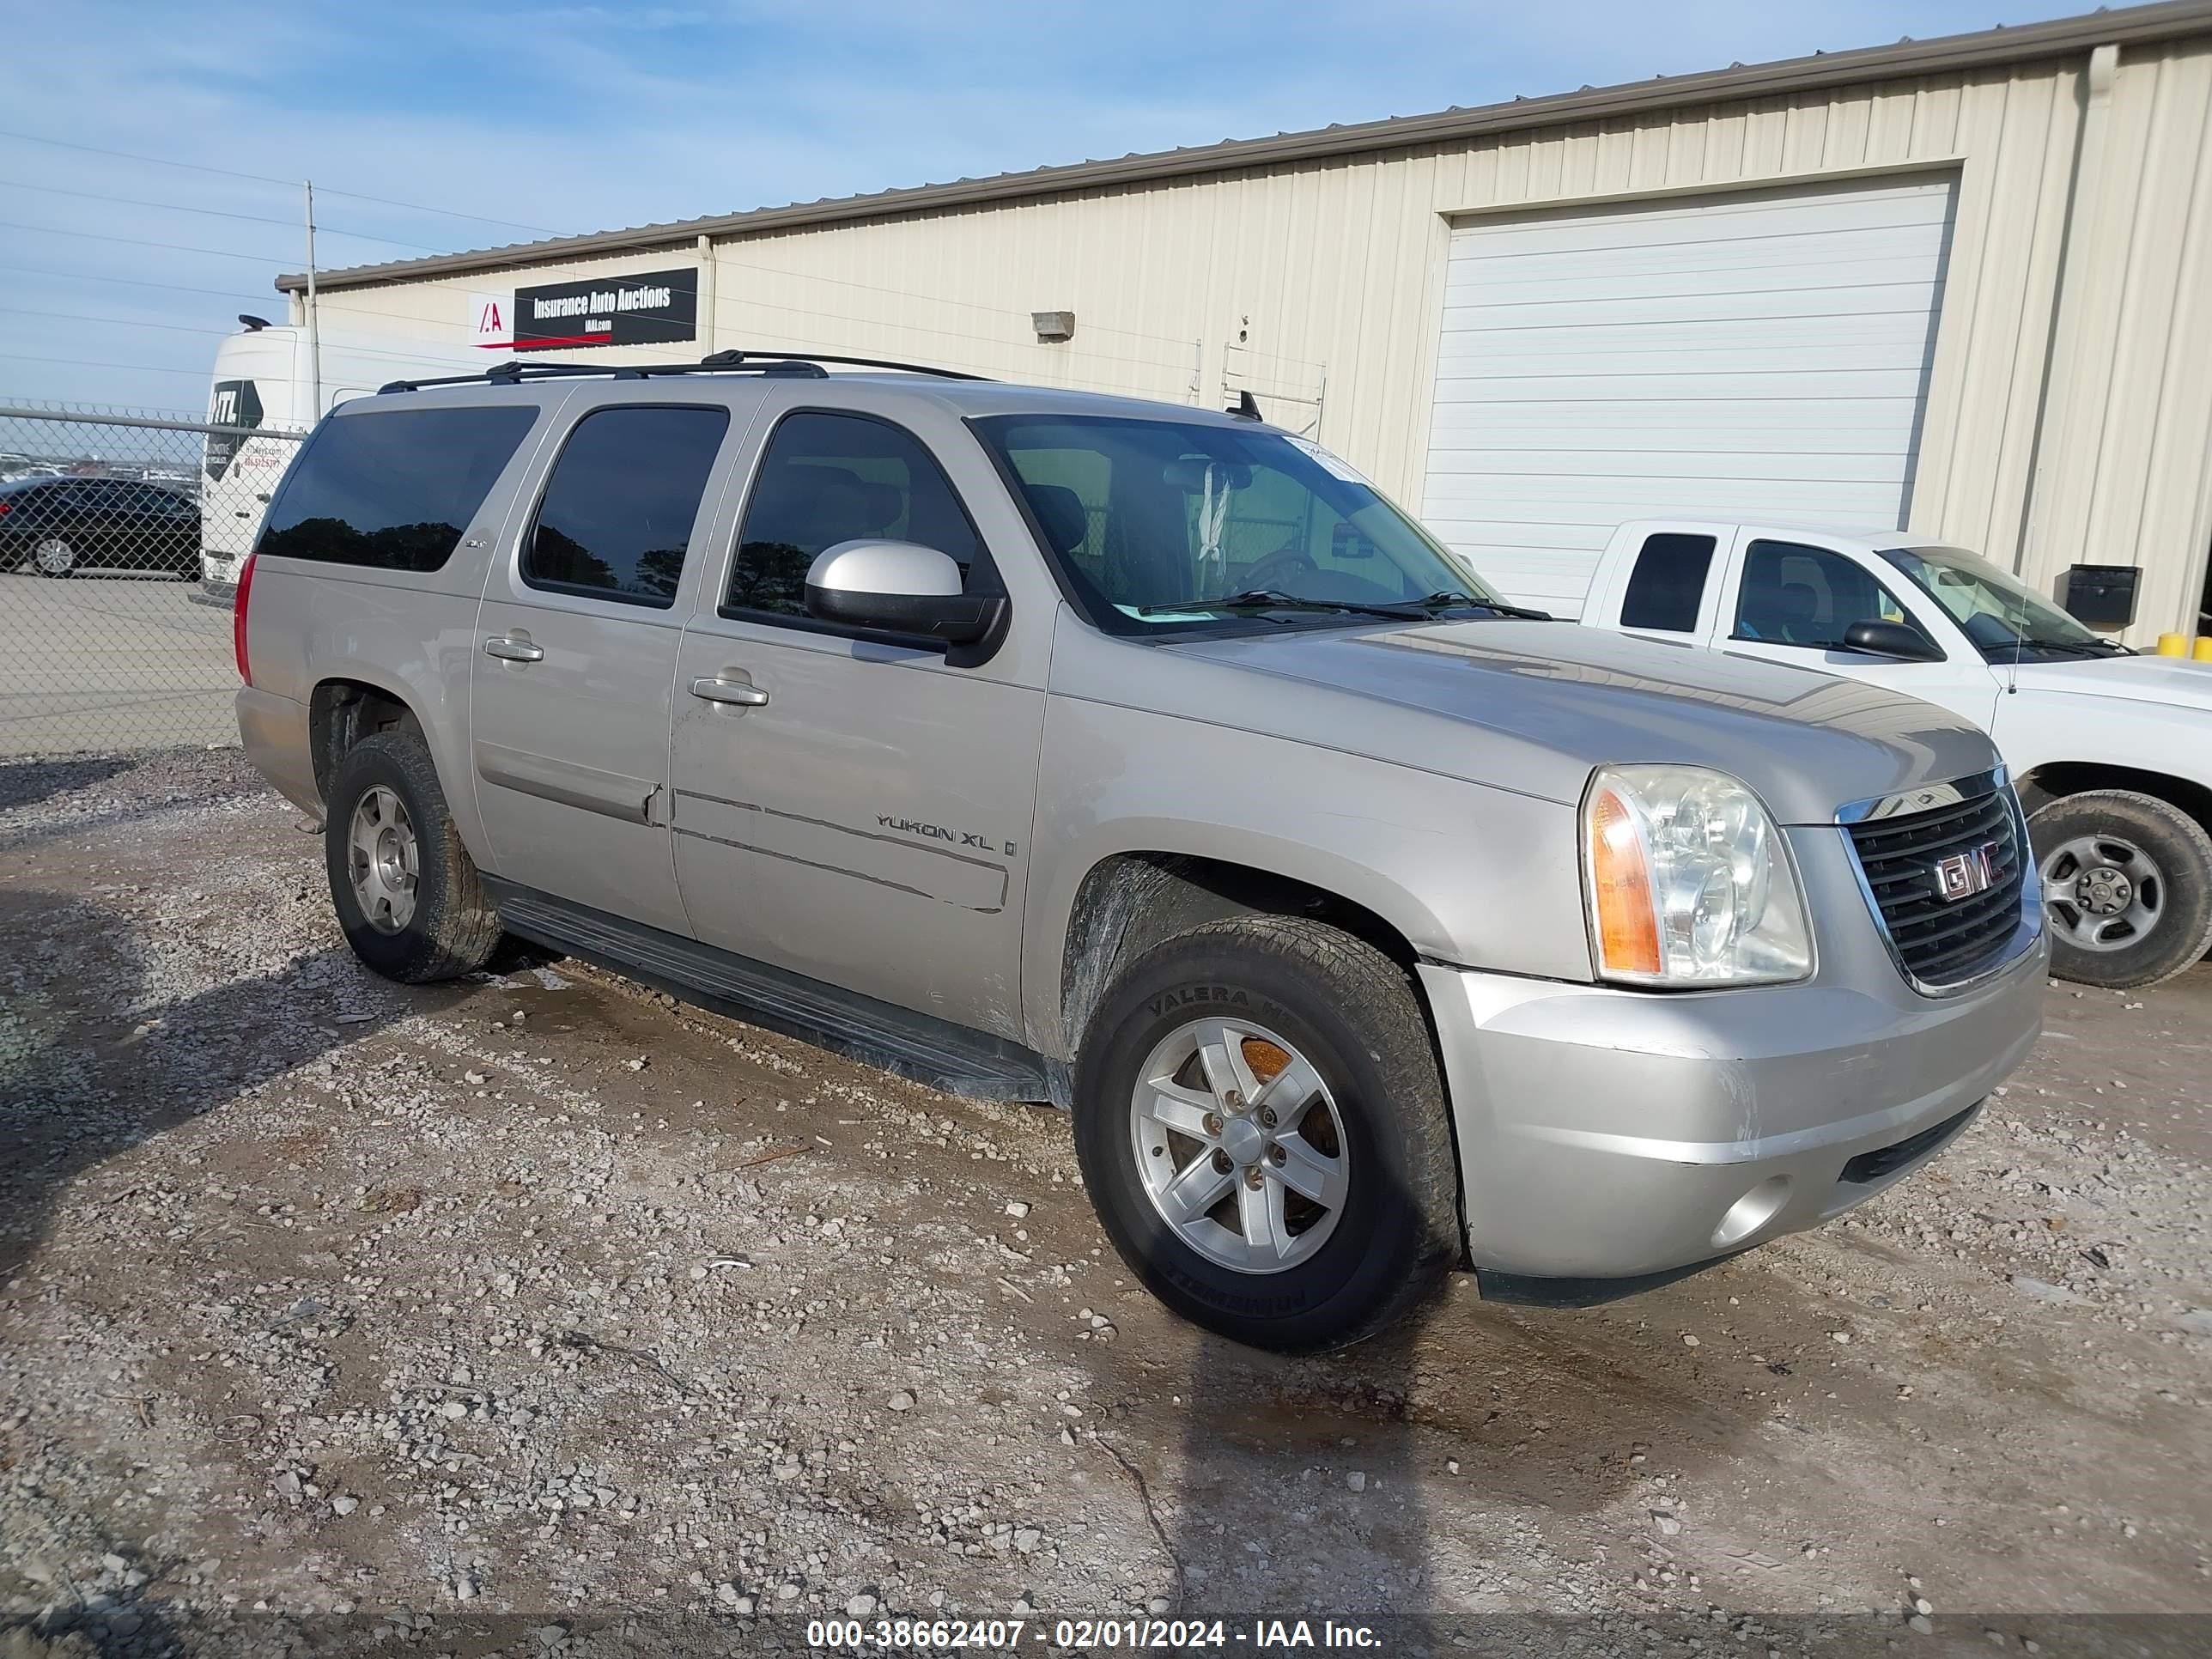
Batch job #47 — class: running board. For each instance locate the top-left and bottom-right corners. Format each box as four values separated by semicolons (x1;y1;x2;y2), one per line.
479;878;1054;1103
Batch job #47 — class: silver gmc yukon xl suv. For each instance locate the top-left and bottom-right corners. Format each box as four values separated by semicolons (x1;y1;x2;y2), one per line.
234;353;2046;1352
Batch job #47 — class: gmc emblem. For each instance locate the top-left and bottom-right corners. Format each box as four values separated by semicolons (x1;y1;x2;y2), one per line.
1933;843;2000;902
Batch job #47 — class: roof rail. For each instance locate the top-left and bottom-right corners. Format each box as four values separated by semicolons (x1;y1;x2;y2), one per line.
377;346;990;395
701;348;988;380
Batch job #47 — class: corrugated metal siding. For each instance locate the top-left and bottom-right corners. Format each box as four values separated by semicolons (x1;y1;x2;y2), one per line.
323;34;2212;639
2023;45;2212;638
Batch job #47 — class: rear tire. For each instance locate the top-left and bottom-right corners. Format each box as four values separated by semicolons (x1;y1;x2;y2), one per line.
1073;915;1460;1353
32;537;76;578
325;730;503;983
2031;789;2212;988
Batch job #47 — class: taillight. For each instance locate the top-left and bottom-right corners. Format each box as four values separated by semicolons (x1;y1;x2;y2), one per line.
233;551;257;685
0;501;13;515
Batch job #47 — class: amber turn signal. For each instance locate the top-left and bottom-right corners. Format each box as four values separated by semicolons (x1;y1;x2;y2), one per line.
1588;783;1661;977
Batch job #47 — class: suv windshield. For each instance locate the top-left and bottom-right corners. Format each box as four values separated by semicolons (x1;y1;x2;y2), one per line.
1878;544;2129;660
972;414;1512;634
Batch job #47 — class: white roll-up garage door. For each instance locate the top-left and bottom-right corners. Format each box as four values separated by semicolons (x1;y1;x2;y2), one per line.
1419;175;1956;617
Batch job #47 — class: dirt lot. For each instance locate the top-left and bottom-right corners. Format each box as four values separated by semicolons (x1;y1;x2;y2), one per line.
2;752;2209;1657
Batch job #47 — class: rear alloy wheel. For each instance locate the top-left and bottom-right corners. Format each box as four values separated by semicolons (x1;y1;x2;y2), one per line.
1074;915;1460;1352
348;784;421;936
325;730;504;982
32;537;76;577
2032;789;2212;988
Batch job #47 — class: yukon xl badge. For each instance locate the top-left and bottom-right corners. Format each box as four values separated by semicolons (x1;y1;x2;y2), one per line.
1933;843;2000;902
878;814;1018;859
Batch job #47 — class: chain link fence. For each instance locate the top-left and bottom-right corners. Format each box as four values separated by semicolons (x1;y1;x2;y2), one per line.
0;404;307;756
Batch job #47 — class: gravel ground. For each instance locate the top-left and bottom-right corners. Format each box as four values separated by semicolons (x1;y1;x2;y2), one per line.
2;752;2209;1658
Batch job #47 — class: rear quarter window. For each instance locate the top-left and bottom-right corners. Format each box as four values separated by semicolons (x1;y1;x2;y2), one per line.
257;404;538;573
1620;532;1716;633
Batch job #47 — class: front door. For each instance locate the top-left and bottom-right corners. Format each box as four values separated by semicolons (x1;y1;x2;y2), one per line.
670;404;1045;1040
471;397;742;936
1715;535;2002;735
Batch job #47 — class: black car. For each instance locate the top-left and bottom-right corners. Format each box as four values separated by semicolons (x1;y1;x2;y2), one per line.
0;475;202;579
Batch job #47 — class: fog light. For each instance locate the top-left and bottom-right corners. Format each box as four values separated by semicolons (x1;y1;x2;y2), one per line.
1712;1175;1792;1249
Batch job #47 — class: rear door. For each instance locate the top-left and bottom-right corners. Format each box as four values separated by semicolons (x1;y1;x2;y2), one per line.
71;480;143;570
122;483;198;573
470;391;757;935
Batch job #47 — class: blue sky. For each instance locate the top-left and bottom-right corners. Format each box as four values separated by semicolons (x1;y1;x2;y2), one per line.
1;0;2096;411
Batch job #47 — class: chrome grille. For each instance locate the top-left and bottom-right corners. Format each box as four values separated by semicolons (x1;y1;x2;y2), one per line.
1845;783;2027;988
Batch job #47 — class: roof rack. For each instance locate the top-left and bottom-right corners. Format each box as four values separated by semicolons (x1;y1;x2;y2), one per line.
377;346;991;395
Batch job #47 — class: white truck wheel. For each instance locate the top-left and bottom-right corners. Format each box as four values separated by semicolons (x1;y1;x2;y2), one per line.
2031;789;2212;989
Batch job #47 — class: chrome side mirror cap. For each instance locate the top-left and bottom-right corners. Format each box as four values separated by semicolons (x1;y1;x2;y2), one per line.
804;540;1007;650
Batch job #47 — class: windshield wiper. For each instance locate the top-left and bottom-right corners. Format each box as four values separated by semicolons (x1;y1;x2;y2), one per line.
1137;587;1555;623
1135;588;1435;622
1412;590;1554;621
1984;637;2131;660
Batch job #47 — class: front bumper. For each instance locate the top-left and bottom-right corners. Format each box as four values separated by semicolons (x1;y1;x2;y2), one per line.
1422;829;2047;1281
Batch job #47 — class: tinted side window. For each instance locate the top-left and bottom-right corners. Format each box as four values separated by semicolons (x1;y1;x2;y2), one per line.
1732;540;1934;652
523;405;729;609
78;483;144;522
1620;532;1715;632
727;411;986;619
258;404;538;572
125;483;188;515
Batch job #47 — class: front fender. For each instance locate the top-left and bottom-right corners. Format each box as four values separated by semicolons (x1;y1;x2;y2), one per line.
2001;690;2212;799
1020;691;1590;1058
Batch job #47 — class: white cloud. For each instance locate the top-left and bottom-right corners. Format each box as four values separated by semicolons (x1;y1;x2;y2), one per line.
0;0;2094;408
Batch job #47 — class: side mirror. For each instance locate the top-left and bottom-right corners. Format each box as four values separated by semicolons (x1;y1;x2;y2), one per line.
1842;618;1945;663
804;540;1006;647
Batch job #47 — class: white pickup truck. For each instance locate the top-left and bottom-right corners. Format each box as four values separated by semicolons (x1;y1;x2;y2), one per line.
1575;520;2212;988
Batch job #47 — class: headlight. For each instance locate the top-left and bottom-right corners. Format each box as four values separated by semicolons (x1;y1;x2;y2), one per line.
1582;764;1812;987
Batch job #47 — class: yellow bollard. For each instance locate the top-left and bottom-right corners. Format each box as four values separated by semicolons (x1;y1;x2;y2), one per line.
2196;637;2212;662
2158;633;2189;656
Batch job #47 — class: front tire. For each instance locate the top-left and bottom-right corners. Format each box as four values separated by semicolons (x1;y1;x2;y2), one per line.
325;730;503;983
1073;915;1460;1353
2031;789;2212;988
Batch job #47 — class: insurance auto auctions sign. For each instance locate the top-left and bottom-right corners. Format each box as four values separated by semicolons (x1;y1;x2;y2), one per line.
496;267;698;351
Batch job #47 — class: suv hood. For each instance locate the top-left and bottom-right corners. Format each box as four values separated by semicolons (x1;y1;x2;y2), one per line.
1164;619;1998;824
2006;653;2212;708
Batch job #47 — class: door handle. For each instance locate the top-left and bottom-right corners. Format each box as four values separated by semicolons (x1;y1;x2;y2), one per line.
690;676;769;708
483;635;544;663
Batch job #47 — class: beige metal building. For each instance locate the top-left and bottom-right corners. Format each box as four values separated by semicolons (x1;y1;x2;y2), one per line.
280;0;2212;642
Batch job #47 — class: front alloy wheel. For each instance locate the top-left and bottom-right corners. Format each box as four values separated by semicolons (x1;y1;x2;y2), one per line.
1129;1017;1350;1273
1074;914;1460;1352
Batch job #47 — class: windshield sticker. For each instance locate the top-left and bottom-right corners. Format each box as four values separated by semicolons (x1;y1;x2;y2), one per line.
1115;605;1213;621
1285;435;1374;489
